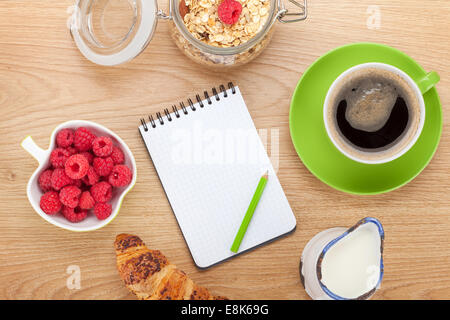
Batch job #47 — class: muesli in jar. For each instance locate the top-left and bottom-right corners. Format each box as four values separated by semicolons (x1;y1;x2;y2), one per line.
180;0;271;48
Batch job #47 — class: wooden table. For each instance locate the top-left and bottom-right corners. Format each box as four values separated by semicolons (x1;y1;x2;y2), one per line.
0;0;449;300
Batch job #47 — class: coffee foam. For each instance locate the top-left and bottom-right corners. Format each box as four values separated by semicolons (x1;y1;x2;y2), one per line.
326;67;421;162
344;77;398;132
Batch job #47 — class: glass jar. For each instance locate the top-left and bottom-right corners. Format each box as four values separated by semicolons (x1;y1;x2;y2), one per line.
70;0;307;67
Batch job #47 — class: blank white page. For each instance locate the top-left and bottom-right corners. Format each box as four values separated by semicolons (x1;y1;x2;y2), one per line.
139;86;296;268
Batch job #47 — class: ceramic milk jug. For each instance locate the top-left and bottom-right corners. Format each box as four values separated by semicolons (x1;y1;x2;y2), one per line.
300;217;384;300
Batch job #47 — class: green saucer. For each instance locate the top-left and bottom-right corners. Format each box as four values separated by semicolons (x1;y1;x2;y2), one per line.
289;43;442;195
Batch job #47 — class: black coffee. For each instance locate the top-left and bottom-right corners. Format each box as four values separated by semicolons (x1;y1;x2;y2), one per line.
326;67;421;162
335;96;409;149
329;69;420;155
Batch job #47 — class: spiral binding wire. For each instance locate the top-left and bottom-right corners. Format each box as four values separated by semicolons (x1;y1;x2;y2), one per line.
140;82;236;132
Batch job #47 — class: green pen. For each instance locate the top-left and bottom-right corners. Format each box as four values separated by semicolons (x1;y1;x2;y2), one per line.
231;171;269;253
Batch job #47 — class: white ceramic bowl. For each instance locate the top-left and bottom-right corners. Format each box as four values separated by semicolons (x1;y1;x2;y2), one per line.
21;120;137;232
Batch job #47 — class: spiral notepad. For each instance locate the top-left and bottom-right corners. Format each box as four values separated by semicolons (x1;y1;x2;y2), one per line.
139;83;296;268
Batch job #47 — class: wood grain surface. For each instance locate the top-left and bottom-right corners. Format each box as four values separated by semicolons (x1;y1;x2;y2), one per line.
0;0;449;300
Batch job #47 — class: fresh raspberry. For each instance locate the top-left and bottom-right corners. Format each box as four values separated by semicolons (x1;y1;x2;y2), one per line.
110;146;125;164
93;156;114;176
108;165;132;187
51;168;74;191
94;202;112;220
82;166;99;186
40;191;62;215
59;185;81;208
80;151;94;164
62;206;88;223
74;127;96;152
92;136;113;157
90;181;112;203
73;179;82;188
56;129;74;148
218;0;242;25
66;146;78;155
38;169;53;192
79;191;96;210
65;154;89;179
50;148;70;168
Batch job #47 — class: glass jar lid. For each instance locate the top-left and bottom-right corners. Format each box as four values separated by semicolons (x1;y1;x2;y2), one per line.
70;0;158;66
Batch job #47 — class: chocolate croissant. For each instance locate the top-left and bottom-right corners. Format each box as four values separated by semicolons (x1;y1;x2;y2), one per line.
114;234;227;300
